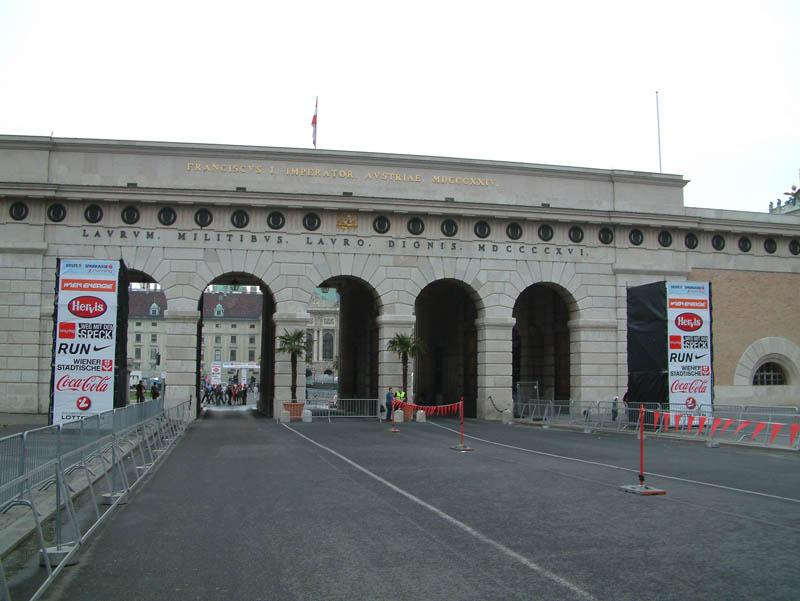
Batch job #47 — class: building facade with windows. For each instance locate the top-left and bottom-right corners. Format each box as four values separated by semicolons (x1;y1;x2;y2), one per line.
0;135;797;418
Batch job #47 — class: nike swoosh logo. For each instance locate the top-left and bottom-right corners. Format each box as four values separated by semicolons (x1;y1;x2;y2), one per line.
93;344;113;352
694;353;708;360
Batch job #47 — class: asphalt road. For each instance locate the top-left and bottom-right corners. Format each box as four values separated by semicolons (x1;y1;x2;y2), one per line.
35;408;800;601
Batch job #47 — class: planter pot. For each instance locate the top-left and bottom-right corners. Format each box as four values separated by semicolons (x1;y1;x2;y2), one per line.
282;402;305;422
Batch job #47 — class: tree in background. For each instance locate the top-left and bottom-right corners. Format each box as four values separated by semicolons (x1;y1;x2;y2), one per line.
386;332;426;395
277;329;306;400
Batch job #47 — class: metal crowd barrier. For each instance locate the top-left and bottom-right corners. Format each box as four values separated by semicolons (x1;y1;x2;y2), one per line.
0;399;192;601
517;399;800;451
282;398;381;423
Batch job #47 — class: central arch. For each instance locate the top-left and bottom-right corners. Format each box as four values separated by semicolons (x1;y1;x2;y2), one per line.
198;273;276;417
414;279;479;417
318;276;380;399
512;283;574;402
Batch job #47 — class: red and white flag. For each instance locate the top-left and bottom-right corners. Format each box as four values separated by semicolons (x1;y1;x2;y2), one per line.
311;96;318;149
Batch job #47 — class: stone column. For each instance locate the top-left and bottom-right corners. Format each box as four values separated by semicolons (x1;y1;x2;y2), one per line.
377;314;416;397
475;316;515;420
567;318;619;401
163;309;201;413
273;313;311;416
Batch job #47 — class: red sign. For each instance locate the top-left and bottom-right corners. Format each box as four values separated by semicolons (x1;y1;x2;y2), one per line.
76;396;92;411
61;279;117;292
675;313;703;331
101;360;113;371
669;335;681;349
68;296;107;318
669;298;708;310
58;322;76;339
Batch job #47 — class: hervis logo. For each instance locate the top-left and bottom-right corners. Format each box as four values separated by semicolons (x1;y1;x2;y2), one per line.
68;296;107;319
675;313;703;332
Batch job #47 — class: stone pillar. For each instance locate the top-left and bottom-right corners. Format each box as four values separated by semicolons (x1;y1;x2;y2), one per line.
476;316;515;420
273;313;311;416
567;318;619;401
163;309;201;413
377;314;416;397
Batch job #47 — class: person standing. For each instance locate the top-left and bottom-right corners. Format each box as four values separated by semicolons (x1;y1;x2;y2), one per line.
136;380;145;403
385;386;394;421
150;382;160;401
612;395;619;421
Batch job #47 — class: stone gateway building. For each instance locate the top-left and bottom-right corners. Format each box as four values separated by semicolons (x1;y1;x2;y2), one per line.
1;135;798;419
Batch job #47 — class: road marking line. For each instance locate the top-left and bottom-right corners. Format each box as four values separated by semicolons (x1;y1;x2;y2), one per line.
283;424;598;601
430;422;800;504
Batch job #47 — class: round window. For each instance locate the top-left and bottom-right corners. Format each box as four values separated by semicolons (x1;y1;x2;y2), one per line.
373;215;390;234
737;236;751;253
407;217;424;236
267;211;285;230
194;208;213;228
231;210;249;229
538;224;553;242
598;227;614;245
629;229;644;246
764;238;777;254
84;204;103;224
158;207;177;226
47;203;66;223
303;213;321;231
121;206;140;225
568;226;584;243
790;239;800;256
441;219;458;237
9;201;28;221
711;235;726;251
506;222;522;240
658;231;672;247
685;232;699;249
474;220;490;239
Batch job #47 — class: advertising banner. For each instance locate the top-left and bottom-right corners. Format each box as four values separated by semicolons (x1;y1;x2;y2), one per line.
210;362;222;386
52;260;120;423
667;281;712;412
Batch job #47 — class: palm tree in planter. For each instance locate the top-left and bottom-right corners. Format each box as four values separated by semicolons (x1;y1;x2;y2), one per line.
277;329;307;419
387;332;426;418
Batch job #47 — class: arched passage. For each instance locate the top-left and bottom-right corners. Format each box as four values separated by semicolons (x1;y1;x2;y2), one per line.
125;270;164;408
415;280;479;417
317;276;380;399
512;284;574;401
198;273;276;417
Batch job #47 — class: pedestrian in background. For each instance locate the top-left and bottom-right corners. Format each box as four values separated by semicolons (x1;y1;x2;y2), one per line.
385;386;394;421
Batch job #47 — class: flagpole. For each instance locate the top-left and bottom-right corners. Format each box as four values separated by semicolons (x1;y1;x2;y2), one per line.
655;91;662;173
311;96;318;150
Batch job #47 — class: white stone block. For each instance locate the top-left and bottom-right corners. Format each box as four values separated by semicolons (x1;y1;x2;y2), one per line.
415;410;426;423
393;409;404;423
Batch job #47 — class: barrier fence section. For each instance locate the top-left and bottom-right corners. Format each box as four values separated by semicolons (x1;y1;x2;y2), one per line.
279;399;381;423
0;399;192;601
515;400;800;451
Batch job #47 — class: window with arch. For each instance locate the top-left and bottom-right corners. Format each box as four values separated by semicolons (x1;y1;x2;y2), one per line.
752;362;787;386
322;332;334;360
149;302;160;316
214;303;224;317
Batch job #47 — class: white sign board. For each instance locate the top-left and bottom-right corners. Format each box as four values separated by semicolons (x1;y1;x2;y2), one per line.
52;260;120;423
667;282;712;412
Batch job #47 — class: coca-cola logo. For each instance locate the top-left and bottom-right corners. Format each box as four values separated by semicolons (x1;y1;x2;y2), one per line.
76;396;92;411
68;296;107;318
56;375;111;393
670;379;709;394
675;313;703;332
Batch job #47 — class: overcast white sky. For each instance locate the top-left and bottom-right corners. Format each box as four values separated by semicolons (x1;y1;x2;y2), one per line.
1;0;797;214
